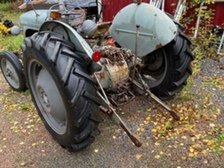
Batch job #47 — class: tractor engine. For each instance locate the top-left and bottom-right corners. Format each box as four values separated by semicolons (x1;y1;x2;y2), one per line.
94;46;138;90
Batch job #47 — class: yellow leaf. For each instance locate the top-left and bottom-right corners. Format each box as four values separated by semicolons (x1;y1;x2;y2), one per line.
32;143;37;147
135;154;142;160
155;142;160;146
189;148;194;153
145;116;151;121
188;153;194;157
152;129;157;133
180;143;184;146
209;123;215;127
160;151;164;155
20;162;27;167
204;160;208;164
155;155;160;159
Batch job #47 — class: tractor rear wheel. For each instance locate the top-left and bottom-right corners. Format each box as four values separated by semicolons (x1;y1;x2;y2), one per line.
141;30;194;99
23;32;100;151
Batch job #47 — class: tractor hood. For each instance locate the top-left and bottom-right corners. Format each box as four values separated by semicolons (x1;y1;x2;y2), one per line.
20;10;48;32
110;3;177;57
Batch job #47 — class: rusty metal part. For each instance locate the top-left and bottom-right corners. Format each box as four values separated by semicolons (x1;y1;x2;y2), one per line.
131;25;141;81
109;89;135;106
94;73;142;147
106;59;129;87
131;76;180;121
95;58;129;89
94;47;133;89
100;46;133;65
156;43;163;49
108;107;142;147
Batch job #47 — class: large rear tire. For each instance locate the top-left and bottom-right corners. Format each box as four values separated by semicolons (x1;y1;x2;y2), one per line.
23;32;100;151
141;29;194;99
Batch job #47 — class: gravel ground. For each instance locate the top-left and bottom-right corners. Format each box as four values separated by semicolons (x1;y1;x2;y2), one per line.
0;58;223;168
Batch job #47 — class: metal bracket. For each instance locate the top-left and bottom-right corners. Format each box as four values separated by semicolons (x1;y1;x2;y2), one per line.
94;73;142;147
130;74;180;121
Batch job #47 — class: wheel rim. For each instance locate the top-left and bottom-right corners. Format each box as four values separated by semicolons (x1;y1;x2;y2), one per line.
0;58;20;89
142;49;167;88
28;59;67;135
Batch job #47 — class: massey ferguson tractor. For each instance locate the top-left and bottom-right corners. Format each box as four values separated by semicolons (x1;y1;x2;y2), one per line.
0;0;193;151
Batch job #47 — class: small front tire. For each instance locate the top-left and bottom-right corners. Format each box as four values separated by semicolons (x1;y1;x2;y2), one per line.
0;51;26;92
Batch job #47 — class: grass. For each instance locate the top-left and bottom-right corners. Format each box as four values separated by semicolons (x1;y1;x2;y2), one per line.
0;3;23;52
0;34;24;52
212;133;224;153
0;2;10;11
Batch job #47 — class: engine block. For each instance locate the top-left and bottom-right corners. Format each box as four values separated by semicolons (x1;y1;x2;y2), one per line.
94;46;134;89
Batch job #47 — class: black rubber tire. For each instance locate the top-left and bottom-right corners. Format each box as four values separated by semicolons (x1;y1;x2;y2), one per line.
0;51;26;92
23;32;101;151
142;29;194;99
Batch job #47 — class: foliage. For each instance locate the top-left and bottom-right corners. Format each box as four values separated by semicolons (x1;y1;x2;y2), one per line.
0;0;17;3
0;2;10;11
0;34;24;52
0;1;22;11
0;8;23;52
191;0;215;4
180;0;220;74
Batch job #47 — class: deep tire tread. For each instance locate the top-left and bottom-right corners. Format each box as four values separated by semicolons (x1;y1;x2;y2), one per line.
24;32;100;151
149;24;194;98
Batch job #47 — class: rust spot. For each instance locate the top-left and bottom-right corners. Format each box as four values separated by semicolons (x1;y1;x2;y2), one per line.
156;43;163;49
95;71;105;80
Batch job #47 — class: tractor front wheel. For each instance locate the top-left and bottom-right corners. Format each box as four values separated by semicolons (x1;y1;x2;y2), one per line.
0;51;26;92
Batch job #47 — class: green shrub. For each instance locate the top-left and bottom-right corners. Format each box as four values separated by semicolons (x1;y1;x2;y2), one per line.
0;0;15;3
0;2;10;11
180;0;220;74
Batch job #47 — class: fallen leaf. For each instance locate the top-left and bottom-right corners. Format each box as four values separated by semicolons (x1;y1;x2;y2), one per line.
155;155;160;159
135;154;142;160
31;143;37;147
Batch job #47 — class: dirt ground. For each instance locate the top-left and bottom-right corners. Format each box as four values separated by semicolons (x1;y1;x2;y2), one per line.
0;58;224;168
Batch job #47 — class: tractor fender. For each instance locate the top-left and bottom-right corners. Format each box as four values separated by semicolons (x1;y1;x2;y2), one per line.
40;20;93;60
20;10;49;37
40;21;102;72
110;3;177;57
